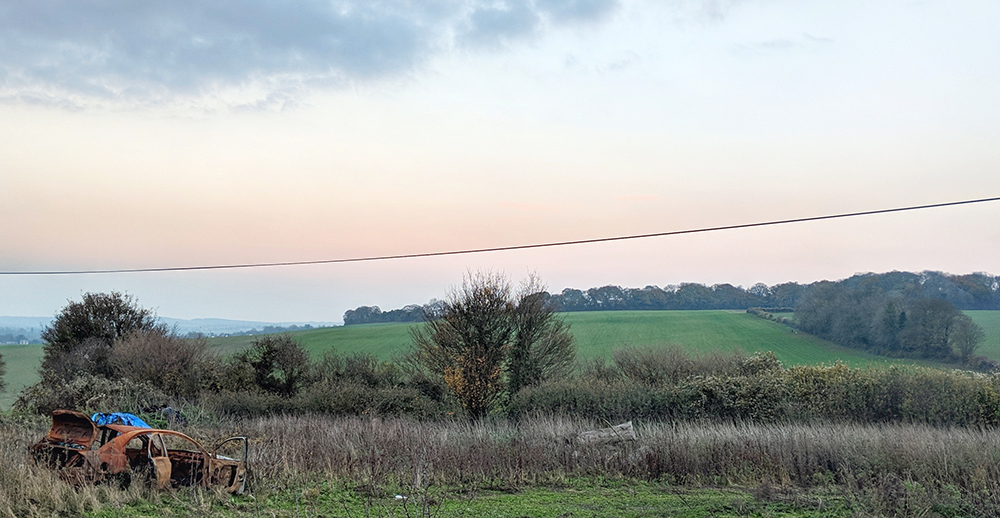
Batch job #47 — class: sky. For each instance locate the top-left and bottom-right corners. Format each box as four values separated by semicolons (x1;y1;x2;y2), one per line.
1;0;999;323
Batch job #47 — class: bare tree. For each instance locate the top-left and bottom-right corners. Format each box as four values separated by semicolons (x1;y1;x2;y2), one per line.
412;271;514;419
110;329;212;398
508;274;575;395
951;314;985;363
411;271;576;419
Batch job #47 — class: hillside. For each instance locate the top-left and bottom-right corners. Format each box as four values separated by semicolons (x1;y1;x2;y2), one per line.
5;310;996;410
563;310;895;365
207;310;909;367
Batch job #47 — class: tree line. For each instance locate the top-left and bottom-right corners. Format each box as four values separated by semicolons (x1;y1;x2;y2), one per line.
0;327;42;344
344;271;1000;324
343;301;445;325
795;271;989;365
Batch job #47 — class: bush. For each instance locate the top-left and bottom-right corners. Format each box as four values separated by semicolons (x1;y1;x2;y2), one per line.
508;377;697;421
13;373;169;416
298;382;450;417
41;292;165;381
686;370;788;421
200;389;290;418
512;348;1000;426
612;346;756;386
313;350;402;389
232;335;310;398
411;271;576;419
110;329;214;399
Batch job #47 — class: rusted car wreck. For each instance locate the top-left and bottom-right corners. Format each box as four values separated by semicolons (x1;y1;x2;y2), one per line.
31;409;247;494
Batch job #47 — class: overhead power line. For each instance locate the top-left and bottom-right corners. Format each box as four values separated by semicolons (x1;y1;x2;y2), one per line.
2;195;998;276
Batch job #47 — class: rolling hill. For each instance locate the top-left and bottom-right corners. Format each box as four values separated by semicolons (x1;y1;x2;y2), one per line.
4;310;997;411
206;310;910;367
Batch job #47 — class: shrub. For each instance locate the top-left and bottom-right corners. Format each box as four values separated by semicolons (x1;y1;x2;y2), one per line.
412;271;576;419
233;335;310;398
14;373;169;416
198;389;290;418
313;350;402;389
612;346;757;386
513;349;1000;426
41;292;165;381
298;382;450;417
685;370;789;421
110;329;214;399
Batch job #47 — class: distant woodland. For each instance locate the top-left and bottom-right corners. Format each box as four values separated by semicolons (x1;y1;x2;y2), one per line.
344;271;1000;324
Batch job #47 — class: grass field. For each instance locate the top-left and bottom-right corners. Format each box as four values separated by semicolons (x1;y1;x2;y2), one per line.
562;310;895;366
0;344;43;409
207;321;416;359
86;482;851;518
967;310;1000;360
208;310;909;367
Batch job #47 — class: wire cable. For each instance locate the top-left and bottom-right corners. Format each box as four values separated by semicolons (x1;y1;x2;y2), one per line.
2;195;998;275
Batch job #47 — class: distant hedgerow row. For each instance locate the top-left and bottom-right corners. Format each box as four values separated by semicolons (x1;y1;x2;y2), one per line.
510;348;1000;426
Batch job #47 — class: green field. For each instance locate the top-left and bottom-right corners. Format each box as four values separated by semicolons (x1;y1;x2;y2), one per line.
966;310;1000;360
88;481;851;518
207;321;416;359
563;310;894;366
208;310;908;367
0;344;44;409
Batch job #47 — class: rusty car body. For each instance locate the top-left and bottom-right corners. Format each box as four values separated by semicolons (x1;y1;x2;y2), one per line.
31;409;247;494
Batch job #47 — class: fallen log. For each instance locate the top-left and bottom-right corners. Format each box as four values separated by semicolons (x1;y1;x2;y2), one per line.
576;421;636;445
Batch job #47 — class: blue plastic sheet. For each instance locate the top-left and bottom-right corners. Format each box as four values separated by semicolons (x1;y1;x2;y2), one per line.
90;412;151;428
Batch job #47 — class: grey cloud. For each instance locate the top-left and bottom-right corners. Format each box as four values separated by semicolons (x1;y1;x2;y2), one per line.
0;1;446;107
457;0;619;49
534;0;619;23
0;0;618;109
460;0;542;48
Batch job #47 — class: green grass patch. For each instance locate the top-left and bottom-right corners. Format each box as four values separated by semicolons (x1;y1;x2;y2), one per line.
207;311;909;368
86;480;850;518
965;310;1000;361
0;344;43;409
207;321;415;359
562;310;896;367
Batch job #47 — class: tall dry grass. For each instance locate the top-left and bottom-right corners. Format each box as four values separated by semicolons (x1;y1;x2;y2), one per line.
0;416;153;517
232;414;1000;494
4;413;1000;515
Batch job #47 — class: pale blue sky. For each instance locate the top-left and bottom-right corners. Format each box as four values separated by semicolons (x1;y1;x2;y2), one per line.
1;0;998;322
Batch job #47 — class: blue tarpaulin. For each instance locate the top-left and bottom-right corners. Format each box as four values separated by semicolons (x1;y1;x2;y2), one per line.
90;412;151;428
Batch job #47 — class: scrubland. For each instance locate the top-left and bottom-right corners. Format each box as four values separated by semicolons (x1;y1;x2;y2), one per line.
4;413;1000;517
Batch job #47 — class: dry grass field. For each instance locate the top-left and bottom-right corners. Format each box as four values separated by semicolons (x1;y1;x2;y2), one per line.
3;413;1000;516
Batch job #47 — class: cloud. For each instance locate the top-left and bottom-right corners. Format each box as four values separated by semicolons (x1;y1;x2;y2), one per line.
0;0;620;109
534;0;619;23
603;50;639;72
460;0;543;48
